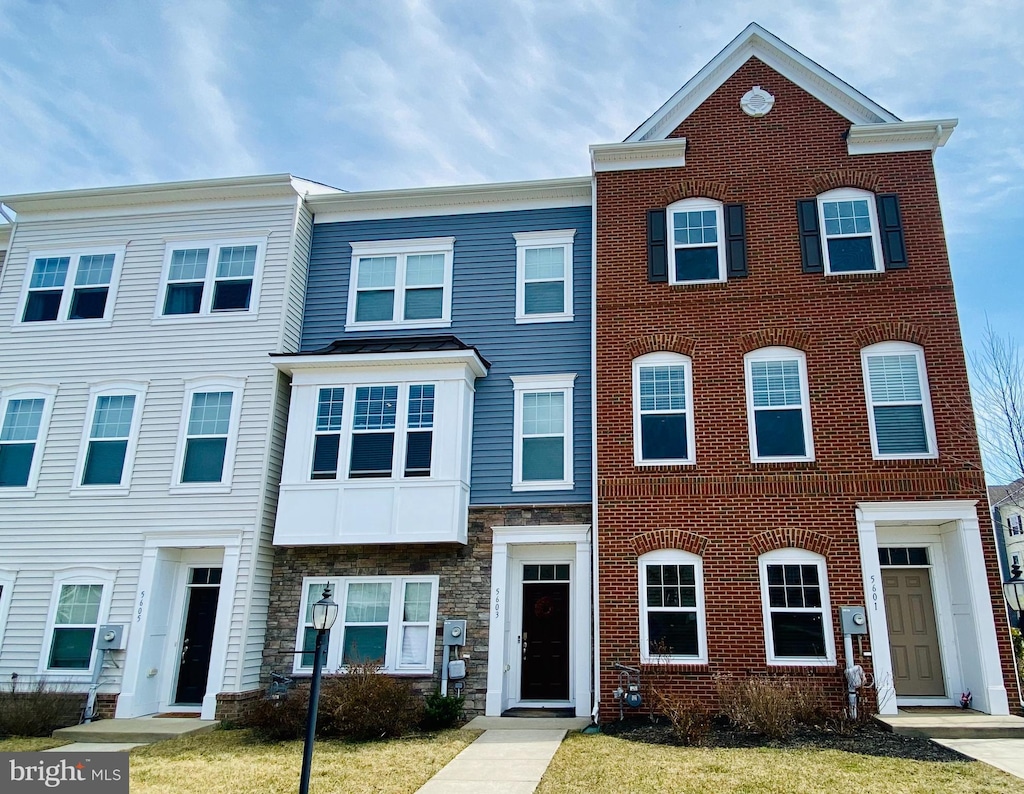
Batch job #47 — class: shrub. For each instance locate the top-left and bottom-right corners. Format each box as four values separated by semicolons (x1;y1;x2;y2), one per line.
652;689;712;746
324;663;423;741
715;675;831;740
1013;627;1024;684
0;680;83;737
242;688;309;742
421;692;465;731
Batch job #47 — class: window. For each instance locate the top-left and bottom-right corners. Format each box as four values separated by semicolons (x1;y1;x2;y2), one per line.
173;378;244;488
514;230;575;322
75;383;146;489
667;198;725;283
759;549;835;666
41;570;114;674
311;388;345;480
744;348;814;462
861;342;937;459
346;238;454;330
817;188;884;274
19;247;124;323
511;374;575;491
0;385;57;493
293;576;439;674
1008;515;1024;537
633;352;694;466
639;550;707;664
158;238;265;317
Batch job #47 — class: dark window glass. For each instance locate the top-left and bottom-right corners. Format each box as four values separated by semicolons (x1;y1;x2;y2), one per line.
181;437;227;483
874;405;928;455
69;287;108;320
522;437;563;481
404;431;432;477
163;283;204;315
49;627;95;669
907;548;929;565
877;548;891;566
355;290;394;322
523;565;539;581
311;434;341;479
0;443;34;487
342;626;387;664
211;280;252;312
404;288;443;320
674;247;719;281
82;440;128;485
826;237;875;272
890;547;909;566
349;433;394;478
641;414;688;460
524;281;564;314
771;613;825;657
648;611;698;656
300;626;324;667
23;291;62;322
754;409;805;457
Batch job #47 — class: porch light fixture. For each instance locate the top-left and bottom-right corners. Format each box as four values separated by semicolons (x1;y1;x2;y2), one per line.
1003;562;1024;619
299;585;338;794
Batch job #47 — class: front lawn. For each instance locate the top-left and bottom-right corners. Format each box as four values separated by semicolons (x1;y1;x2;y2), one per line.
537;732;1018;794
129;728;480;794
0;737;70;751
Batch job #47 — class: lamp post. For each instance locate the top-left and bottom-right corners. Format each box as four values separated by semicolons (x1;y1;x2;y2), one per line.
1004;561;1024;629
299;586;338;794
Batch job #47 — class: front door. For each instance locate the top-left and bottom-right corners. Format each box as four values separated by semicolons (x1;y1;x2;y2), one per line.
173;567;221;706
520;571;570;701
883;568;945;697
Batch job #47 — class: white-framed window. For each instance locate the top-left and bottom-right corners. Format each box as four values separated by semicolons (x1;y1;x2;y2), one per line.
514;229;575;323
667;198;726;284
172;377;245;490
308;383;435;481
1008;515;1024;536
511;373;575;491
40;569;115;675
639;549;707;664
17;247;125;325
73;381;147;491
758;549;835;666
817;188;884;275
293;576;439;674
345;237;455;331
632;352;694;466
0;384;57;495
156;238;266;318
861;341;937;459
744;347;814;462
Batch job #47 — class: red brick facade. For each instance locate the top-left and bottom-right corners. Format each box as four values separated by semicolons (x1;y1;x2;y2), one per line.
594;58;1017;718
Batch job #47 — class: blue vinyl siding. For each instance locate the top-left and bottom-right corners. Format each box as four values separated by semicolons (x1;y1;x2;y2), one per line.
303;207;592;505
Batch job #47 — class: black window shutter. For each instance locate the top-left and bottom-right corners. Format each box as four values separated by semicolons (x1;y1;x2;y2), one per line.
797;199;823;273
647;209;668;283
724;203;748;278
876;193;907;270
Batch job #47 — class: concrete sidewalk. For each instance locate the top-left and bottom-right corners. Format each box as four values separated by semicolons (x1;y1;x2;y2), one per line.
416;716;588;794
935;739;1024;780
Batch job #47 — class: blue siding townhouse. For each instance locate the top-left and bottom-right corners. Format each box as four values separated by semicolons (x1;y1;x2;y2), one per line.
262;177;595;717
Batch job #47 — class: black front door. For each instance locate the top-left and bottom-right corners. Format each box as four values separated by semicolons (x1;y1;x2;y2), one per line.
520;581;570;700
174;568;221;705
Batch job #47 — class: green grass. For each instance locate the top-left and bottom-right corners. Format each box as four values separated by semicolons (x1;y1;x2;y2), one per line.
536;732;1019;794
0;736;70;751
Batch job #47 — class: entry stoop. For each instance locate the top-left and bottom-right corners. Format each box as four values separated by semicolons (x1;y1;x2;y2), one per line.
874;710;1024;740
53;716;219;744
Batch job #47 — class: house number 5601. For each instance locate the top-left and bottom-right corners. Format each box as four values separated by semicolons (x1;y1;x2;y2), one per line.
870;575;878;610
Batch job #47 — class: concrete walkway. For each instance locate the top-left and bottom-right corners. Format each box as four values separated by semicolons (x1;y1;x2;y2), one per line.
935;739;1024;780
44;716;219;754
416;716;588;794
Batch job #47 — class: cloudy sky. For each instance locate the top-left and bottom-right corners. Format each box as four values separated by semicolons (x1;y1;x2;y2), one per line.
0;0;1021;356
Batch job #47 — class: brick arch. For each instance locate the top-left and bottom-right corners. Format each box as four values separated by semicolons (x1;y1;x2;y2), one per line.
631;530;709;557
738;328;812;354
659;179;731;205
625;334;697;359
749;528;831;557
808;169;884;195
855;322;928;348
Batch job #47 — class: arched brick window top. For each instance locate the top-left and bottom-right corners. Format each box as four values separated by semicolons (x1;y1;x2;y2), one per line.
854;322;927;348
659;180;731;205
749;528;831;557
625;334;697;359
808;170;884;196
738;328;811;355
631;529;709;557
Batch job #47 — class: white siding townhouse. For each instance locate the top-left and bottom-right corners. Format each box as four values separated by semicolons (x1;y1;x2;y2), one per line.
0;175;338;720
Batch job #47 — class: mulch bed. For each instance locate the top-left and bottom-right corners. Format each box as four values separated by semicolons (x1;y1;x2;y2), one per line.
599;716;971;763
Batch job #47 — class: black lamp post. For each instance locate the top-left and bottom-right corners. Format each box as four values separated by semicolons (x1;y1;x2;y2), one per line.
1004;562;1024;629
299;586;338;794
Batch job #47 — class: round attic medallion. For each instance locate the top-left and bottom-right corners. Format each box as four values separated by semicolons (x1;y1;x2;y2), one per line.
740;86;775;117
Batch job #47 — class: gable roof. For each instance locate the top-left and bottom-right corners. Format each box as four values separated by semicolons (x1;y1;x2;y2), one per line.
627;22;901;142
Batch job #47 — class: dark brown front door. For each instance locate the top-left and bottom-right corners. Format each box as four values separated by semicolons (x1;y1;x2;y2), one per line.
174;568;221;705
883;568;945;697
520;581;570;700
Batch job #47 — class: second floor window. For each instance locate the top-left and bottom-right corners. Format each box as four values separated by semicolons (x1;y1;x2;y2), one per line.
861;341;936;459
174;378;244;489
745;347;814;462
0;386;56;492
512;374;575;491
76;384;146;489
633;352;694;465
20;248;123;323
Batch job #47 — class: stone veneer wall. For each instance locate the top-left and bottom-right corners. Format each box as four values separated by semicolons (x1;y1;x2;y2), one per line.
263;504;592;716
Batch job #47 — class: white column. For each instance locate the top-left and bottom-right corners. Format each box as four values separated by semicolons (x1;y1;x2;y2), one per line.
486;539;509;716
856;509;897;715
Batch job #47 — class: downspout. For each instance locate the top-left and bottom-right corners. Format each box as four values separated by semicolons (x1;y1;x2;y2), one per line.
589;171;601;725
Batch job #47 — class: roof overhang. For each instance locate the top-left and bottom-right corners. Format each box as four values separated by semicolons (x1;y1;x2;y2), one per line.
590;139;687;173
272;348;489;379
847;119;958;155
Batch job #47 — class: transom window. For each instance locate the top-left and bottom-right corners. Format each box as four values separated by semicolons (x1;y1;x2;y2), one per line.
745;347;814;462
633;352;694;466
759;549;835;666
514;230;575;323
667;198;725;284
0;386;56;492
639;550;707;664
817;188;883;274
159;239;264;317
78;386;145;488
346;238;454;330
861;342;936;459
512;374;575;491
878;547;929;566
20;248;124;323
